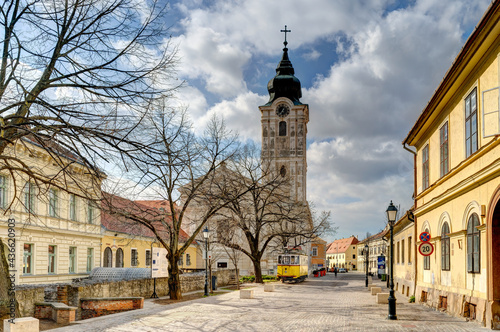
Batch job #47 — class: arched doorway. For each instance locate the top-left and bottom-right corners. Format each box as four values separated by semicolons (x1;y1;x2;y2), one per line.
103;247;113;267
487;186;500;329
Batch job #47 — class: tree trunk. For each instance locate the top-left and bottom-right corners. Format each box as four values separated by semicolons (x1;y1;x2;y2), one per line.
0;238;11;317
168;256;182;300
253;259;263;283
235;267;240;290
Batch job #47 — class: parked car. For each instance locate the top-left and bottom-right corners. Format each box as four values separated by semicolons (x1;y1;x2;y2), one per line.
339;268;347;273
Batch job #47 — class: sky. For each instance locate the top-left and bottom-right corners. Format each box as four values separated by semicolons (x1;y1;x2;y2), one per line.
157;0;492;242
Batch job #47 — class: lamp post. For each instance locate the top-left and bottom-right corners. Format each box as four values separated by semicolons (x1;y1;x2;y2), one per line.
386;201;398;320
203;226;210;297
364;244;369;287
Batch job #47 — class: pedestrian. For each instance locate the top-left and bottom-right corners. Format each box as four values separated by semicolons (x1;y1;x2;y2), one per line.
334;267;337;277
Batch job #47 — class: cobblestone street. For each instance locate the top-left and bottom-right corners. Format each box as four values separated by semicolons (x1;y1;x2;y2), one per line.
51;272;488;332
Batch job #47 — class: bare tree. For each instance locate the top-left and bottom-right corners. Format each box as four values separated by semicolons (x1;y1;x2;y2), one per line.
103;109;250;300
0;0;178;317
213;144;333;283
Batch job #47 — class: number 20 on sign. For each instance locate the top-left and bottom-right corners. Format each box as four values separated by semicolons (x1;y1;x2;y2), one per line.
419;242;434;256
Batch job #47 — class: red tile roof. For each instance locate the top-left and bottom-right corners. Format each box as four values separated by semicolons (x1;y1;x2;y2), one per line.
326;236;359;254
101;193;190;243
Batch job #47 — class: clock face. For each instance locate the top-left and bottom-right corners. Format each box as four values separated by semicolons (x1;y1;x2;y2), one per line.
276;104;290;117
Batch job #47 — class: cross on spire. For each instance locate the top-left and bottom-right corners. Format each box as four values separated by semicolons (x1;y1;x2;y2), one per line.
281;25;291;47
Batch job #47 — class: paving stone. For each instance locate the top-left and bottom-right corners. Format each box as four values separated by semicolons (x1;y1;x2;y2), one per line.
50;273;488;332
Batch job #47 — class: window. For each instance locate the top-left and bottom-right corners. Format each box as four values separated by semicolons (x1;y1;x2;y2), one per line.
49;188;58;217
441;223;450;271
23;244;33;275
280;165;286;177
87;201;95;224
178;254;183;266
352;254;355;259
279;121;287;136
116;248;124;267
131;249;138;266
422;145;429;190
186;253;191;266
312;247;318;256
465;88;478;158
401;239;405;264
69;194;77;221
396;241;401;264
0;175;7;209
440;122;449;177
408;237;412;264
145;249;151;266
423;229;430;270
48;245;56;274
24;182;36;213
69;247;76;273
104;247;113;267
467;213;480;273
87;248;94;272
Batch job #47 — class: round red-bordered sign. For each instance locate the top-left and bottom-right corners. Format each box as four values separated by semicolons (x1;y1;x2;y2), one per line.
419;232;431;242
419;242;434;256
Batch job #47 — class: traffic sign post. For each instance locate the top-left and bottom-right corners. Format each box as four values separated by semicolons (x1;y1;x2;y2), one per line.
418;242;434;256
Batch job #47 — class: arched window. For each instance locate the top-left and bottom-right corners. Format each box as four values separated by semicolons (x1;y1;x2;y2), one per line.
280;165;286;177
467;213;480;273
116;248;124;268
104;247;113;267
441;223;450;271
279;121;287;136
423;229;430;270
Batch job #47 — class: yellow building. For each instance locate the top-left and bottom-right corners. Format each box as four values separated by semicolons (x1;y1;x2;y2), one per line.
386;211;415;298
403;1;500;328
101;196;198;271
326;236;359;271
0;138;102;284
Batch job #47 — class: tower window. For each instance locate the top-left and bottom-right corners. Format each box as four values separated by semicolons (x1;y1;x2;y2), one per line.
280;166;286;177
279;121;287;136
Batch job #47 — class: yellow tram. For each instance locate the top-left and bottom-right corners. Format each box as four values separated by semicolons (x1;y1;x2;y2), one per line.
277;253;309;283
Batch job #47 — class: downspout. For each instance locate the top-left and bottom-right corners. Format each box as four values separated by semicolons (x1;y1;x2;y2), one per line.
403;143;418;297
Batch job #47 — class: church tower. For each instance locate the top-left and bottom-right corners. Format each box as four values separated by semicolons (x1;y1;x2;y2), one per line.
260;28;309;203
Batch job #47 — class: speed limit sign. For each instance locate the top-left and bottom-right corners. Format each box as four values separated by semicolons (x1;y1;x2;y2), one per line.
419;242;434;256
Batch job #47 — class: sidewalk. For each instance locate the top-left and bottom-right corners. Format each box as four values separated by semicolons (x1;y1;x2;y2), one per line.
50;272;488;332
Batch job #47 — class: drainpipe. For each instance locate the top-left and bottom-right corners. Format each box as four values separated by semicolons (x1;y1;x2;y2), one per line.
403;143;418;297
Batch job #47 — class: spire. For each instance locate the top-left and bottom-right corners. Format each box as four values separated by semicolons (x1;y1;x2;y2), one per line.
266;26;302;105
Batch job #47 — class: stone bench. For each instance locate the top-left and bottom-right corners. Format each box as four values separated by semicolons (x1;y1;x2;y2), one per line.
371;287;382;295
264;284;275;292
80;297;144;320
377;293;390;304
4;317;39;332
240;289;254;299
367;284;375;291
35;302;77;324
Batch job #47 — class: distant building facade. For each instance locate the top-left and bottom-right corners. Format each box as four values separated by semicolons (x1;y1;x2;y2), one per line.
326;236;359;271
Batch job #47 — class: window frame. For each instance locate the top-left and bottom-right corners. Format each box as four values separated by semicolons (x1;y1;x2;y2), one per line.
440;122;449;177
87;248;94;273
312;247;318;256
0;175;7;209
24;182;36;213
48;245;57;274
422;145;429;190
23;243;33;275
131;248;138;267
87;200;95;224
49;188;58;217
467;213;480;273
69;246;77;273
69;194;77;221
465;88;478;158
145;249;151;266
279;121;287;136
441;223;450;271
104;247;113;267
116;248;124;267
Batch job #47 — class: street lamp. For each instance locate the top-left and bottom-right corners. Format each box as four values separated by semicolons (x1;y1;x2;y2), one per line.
386;201;398;320
202;226;210;297
364;244;369;287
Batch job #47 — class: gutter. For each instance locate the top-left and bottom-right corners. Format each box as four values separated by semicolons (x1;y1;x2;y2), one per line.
403;143;418;298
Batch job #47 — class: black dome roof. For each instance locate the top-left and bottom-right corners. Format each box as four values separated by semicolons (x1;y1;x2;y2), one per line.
266;47;302;105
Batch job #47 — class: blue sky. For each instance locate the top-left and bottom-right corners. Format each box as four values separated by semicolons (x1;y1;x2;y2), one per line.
154;0;491;242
